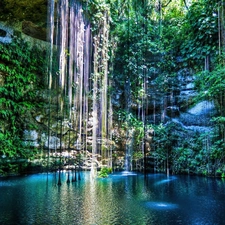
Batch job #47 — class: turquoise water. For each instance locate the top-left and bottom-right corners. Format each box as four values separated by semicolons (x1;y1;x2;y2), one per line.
0;171;225;225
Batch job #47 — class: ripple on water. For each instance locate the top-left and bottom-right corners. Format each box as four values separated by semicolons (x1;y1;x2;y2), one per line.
1;172;225;225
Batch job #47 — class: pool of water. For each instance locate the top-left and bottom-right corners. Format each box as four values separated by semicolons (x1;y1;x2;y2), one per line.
0;171;225;225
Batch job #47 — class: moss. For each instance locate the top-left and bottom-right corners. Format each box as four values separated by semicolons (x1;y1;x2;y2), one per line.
0;0;47;25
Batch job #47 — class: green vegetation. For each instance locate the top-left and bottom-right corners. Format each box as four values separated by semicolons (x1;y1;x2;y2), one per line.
0;0;225;177
0;0;47;24
98;166;112;178
108;0;225;176
0;36;46;174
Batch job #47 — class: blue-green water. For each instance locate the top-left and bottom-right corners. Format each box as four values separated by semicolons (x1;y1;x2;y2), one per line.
0;171;225;225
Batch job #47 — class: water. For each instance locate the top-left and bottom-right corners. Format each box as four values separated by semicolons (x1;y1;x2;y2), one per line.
1;172;225;225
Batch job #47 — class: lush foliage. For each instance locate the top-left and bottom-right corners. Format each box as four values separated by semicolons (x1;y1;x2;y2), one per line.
98;166;112;178
110;0;225;176
1;0;225;176
180;0;218;65
0;36;46;173
0;0;47;24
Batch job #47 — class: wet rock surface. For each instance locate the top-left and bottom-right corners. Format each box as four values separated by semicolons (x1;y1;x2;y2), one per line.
22;21;46;41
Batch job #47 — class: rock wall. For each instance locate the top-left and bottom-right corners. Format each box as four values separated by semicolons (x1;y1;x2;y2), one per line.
0;2;218;174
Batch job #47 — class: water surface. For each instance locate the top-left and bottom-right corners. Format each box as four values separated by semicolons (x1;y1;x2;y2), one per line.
0;171;225;225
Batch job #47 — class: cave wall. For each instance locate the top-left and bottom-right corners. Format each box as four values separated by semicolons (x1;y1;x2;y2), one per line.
0;1;218;175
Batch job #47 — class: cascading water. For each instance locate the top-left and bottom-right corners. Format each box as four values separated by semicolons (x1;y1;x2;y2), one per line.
47;0;90;175
125;127;134;171
91;8;110;177
47;0;110;177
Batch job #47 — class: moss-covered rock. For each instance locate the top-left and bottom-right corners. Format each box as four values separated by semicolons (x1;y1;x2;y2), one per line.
0;0;47;25
22;21;47;41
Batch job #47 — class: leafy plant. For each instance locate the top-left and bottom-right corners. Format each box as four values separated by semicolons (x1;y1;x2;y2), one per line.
98;166;112;178
180;0;218;67
0;36;46;171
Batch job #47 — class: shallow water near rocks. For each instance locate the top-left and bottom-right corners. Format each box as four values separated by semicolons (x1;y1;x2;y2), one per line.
0;172;225;225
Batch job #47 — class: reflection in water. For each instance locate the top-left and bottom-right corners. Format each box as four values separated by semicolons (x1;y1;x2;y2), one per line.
120;171;137;176
154;176;177;185
145;201;178;210
0;172;225;225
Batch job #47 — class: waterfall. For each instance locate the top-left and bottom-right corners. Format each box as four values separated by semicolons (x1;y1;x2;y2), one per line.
47;0;91;171
47;0;110;177
91;10;110;176
125;127;134;171
91;34;98;177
